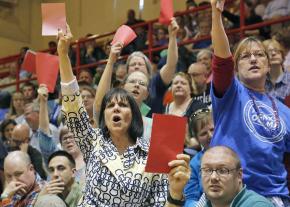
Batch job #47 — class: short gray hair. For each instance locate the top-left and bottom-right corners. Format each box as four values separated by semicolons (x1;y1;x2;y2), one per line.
126;51;152;76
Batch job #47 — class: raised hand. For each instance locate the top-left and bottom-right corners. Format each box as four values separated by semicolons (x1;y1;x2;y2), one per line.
38;84;48;103
211;0;225;12
168;17;179;37
168;154;191;200
57;24;73;56
109;42;123;63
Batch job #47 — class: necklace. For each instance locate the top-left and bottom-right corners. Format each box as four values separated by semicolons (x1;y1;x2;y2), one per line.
247;89;280;133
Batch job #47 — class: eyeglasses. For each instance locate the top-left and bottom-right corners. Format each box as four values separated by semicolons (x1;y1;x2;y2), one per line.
239;50;267;61
62;135;74;143
126;79;148;87
200;167;238;177
81;94;93;99
128;62;146;67
267;48;282;54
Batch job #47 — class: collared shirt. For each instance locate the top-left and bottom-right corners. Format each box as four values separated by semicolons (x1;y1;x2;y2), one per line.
204;185;274;207
61;78;168;207
65;181;83;207
1;175;46;207
265;71;290;105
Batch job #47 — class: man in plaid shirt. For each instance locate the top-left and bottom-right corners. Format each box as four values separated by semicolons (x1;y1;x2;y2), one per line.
0;151;46;207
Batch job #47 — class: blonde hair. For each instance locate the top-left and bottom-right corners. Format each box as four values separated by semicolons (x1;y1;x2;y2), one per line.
263;39;285;59
233;36;269;71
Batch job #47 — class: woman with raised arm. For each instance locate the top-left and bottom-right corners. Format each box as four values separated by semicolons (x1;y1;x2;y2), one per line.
210;0;290;206
57;25;190;207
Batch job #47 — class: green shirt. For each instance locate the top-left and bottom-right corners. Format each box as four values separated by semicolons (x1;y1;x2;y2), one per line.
65;182;82;207
205;185;274;207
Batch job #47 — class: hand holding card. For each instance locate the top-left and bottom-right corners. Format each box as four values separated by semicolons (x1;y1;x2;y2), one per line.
216;0;225;12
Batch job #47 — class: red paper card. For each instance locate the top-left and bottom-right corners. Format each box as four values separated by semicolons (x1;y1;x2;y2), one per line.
21;50;36;73
41;3;66;36
35;53;59;93
159;0;173;25
111;25;137;46
145;114;187;173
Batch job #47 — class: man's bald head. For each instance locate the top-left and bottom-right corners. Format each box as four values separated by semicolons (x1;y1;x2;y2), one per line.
4;151;35;193
4;150;31;167
188;62;208;74
11;124;30;143
202;146;241;169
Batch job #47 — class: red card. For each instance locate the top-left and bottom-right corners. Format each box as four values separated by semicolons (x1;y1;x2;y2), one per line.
41;3;66;36
145;114;187;173
21;50;36;73
159;0;173;25
35;53;59;93
111;25;137;46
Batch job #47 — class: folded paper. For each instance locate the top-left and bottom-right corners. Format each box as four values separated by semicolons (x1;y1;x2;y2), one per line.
41;3;66;36
111;25;137;46
145;114;187;173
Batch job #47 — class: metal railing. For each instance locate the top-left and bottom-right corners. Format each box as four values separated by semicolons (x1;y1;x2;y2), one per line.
0;0;289;91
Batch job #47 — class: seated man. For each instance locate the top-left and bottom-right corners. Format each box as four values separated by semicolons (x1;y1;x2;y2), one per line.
171;146;274;207
39;151;82;207
196;146;274;207
10;124;47;180
0;151;46;207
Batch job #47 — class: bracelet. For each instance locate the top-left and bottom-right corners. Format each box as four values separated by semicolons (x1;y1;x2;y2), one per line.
167;192;185;206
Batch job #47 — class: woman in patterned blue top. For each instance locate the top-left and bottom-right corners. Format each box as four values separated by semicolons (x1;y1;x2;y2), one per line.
57;25;191;207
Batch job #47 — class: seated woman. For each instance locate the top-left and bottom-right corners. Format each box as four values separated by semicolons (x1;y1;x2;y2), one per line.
57;25;190;206
263;39;290;106
0;119;16;148
164;72;205;155
5;91;25;124
184;108;213;207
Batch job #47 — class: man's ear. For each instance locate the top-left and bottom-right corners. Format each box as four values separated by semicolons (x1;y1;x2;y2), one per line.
72;167;76;177
237;168;243;183
29;164;34;171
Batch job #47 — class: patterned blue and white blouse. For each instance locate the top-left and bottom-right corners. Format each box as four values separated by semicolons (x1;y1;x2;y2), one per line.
61;78;168;207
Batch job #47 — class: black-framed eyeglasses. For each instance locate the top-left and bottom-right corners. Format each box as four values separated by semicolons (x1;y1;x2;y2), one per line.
200;167;238;177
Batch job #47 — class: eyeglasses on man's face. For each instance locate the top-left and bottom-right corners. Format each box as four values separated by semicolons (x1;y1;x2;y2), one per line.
200;167;238;177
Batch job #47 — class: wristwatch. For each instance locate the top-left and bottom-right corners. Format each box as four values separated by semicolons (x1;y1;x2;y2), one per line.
167;192;185;206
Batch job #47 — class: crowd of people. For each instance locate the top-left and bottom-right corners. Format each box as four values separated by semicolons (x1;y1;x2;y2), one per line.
0;0;290;206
